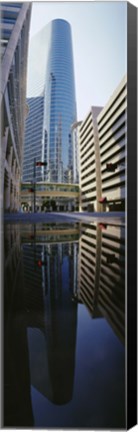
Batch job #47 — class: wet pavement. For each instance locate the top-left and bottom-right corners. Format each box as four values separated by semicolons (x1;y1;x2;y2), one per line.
4;219;126;428
4;211;125;225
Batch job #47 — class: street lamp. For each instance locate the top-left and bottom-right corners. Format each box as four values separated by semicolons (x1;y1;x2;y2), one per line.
33;158;47;213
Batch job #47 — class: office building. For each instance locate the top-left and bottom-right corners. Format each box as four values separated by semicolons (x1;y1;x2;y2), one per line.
1;2;31;211
97;75;127;211
23;19;77;183
79;76;127;212
71;121;82;183
79;106;103;212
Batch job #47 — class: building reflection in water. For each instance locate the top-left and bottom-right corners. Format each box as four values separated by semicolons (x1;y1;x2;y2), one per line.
22;227;79;405
78;222;125;344
4;221;125;427
4;225;34;427
4;224;80;426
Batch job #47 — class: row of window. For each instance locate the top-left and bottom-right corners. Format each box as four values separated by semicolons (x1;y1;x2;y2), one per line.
98;83;126;127
100;128;126;155
98;102;126;143
80;114;92;140
81;196;96;203
81;149;95;168
81;185;96;195
21;184;79;192
102;180;125;192
80;131;94;155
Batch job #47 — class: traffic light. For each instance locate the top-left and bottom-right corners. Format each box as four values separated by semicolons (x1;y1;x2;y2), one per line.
36;161;47;166
37;260;43;267
28;188;34;193
37;260;46;267
106;163;117;172
106;253;116;264
98;223;107;230
99;197;107;203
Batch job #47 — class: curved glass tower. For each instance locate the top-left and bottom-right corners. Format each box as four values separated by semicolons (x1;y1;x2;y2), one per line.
45;19;77;182
23;19;77;183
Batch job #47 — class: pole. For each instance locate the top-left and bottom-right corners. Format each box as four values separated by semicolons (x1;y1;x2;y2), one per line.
34;157;36;213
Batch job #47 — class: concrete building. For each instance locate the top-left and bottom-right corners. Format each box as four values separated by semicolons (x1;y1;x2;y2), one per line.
1;2;31;212
79;106;103;212
79;75;127;212
71;121;82;184
23;19;77;184
97;75;127;211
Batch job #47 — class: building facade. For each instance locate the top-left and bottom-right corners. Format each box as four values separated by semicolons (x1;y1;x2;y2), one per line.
22;23;50;182
79;106;103;212
97;75;127;211
71;121;82;184
23;19;77;184
79;75;127;212
1;2;31;212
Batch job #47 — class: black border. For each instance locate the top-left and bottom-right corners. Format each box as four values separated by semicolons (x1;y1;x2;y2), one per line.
127;2;137;429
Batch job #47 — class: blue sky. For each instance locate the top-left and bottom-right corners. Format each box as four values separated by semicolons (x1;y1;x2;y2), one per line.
29;1;127;119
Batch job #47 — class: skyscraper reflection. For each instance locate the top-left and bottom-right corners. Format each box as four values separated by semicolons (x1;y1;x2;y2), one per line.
21;225;79;405
4;221;125;428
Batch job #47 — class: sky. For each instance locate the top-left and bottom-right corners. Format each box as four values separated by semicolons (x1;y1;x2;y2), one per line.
28;1;127;120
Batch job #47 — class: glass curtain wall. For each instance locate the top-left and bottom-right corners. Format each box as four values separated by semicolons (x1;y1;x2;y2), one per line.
23;19;77;183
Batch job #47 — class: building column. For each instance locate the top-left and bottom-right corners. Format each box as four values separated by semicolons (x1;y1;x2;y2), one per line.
15;167;20;211
93;114;102;212
10;181;14;212
4;174;10;211
1;127;9;211
14;186;18;212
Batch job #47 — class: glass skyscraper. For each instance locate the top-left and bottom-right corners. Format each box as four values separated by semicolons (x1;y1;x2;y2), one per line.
23;19;77;183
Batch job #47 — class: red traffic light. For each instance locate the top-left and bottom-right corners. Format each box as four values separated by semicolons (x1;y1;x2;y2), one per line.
37;260;42;267
98;223;107;230
36;161;47;166
106;163;117;172
28;188;34;193
99;197;107;203
106;253;116;263
36;162;42;166
37;260;46;267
